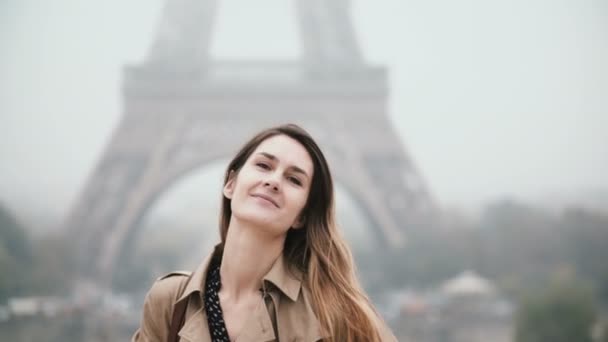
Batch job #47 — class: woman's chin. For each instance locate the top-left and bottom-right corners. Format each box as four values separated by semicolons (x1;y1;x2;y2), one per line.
234;215;290;236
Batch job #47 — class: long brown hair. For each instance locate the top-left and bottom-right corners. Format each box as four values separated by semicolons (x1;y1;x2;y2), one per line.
219;124;386;341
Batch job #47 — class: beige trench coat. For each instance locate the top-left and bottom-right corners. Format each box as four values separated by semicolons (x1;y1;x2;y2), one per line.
132;247;396;342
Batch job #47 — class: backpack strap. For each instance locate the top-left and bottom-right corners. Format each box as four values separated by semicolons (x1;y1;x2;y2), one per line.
167;273;193;342
262;282;279;339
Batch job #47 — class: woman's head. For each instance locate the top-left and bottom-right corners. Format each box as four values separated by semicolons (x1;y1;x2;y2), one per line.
218;123;385;341
219;124;335;269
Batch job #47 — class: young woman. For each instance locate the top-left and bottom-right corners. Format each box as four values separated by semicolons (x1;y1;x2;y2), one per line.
132;124;396;341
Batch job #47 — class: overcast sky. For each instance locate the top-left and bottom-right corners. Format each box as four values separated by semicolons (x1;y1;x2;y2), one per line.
1;0;607;223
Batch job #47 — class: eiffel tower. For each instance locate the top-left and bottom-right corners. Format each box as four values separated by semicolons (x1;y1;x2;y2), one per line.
65;0;435;283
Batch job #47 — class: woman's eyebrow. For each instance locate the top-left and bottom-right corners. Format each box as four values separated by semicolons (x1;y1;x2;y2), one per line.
256;152;310;179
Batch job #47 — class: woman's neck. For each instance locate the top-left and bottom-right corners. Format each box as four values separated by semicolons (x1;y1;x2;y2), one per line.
219;217;285;301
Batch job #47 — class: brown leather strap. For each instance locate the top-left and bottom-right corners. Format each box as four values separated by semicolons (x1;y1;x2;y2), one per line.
167;273;192;342
168;298;188;342
263;288;279;338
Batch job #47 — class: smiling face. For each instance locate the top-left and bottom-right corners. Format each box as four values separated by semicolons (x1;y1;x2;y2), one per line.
223;134;314;237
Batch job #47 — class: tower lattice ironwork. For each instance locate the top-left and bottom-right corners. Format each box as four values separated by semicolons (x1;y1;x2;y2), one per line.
64;0;435;283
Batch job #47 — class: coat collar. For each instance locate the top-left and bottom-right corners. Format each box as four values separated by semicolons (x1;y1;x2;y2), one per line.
174;244;326;342
176;248;213;304
262;251;303;302
176;243;303;304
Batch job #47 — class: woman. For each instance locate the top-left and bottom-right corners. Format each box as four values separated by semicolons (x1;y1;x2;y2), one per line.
132;124;396;341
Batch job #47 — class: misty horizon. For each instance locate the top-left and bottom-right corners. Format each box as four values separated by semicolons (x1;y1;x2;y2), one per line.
1;0;607;227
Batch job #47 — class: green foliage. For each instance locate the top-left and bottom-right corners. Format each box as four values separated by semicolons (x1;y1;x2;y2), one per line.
477;200;567;285
561;209;608;307
358;199;608;321
0;204;31;262
515;276;597;342
0;203;75;301
0;204;32;302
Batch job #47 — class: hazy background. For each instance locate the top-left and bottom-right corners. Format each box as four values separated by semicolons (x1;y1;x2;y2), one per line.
1;1;608;341
2;0;607;229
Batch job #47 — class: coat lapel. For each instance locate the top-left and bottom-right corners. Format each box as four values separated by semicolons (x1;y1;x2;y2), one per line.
177;307;211;342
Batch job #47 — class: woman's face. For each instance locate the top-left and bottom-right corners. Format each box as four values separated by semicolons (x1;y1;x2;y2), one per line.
223;134;314;236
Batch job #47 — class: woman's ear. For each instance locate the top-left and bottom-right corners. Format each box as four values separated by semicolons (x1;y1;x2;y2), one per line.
223;170;236;199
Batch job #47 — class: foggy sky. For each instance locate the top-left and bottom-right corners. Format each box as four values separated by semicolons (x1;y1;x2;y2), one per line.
1;0;607;223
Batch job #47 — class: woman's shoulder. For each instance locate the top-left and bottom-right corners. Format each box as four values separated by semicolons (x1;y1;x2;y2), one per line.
141;270;193;321
145;249;216;308
146;270;192;304
132;271;193;341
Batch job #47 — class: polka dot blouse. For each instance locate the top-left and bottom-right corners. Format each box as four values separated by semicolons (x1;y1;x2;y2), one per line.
204;260;231;342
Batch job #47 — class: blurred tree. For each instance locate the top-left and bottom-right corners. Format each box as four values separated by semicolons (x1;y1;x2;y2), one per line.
595;317;608;342
515;275;597;342
561;208;608;307
0;203;31;261
473;199;575;300
325;198;608;317
0;202;79;300
0;203;32;302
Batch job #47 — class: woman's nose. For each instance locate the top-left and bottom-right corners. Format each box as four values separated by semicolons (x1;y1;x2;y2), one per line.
263;175;280;191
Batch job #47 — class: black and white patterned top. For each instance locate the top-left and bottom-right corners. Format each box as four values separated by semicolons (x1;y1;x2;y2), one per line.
204;260;231;342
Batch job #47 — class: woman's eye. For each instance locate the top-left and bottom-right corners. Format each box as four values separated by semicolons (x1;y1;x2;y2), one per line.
288;177;302;186
256;162;270;170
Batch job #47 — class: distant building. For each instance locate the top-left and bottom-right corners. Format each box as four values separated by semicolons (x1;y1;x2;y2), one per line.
394;270;514;342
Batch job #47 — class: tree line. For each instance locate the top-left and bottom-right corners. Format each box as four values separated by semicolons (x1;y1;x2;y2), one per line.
1;198;607;340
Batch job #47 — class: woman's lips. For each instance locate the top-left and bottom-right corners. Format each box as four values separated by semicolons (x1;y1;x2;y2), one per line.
251;193;279;208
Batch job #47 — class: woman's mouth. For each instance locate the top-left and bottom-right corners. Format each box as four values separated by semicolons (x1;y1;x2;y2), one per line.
251;193;279;208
